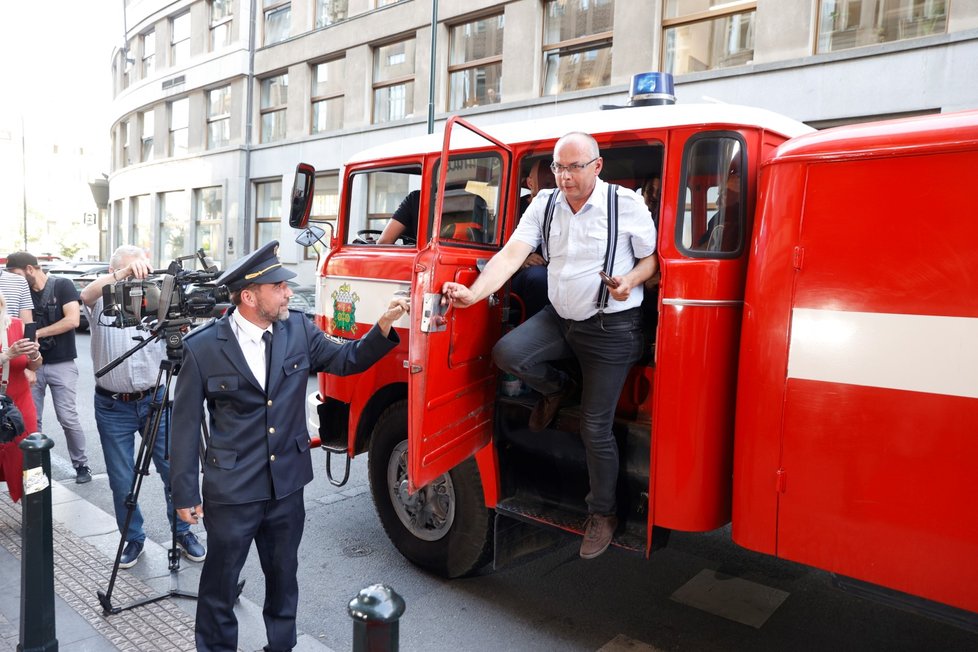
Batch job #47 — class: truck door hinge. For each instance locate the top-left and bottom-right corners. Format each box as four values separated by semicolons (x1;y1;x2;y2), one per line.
402;360;422;374
776;468;787;493
792;246;804;271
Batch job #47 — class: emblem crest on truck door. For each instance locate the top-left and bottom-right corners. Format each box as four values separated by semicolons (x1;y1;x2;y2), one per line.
331;283;359;334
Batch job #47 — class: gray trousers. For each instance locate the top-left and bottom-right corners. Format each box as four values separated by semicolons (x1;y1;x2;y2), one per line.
31;360;88;467
492;305;644;515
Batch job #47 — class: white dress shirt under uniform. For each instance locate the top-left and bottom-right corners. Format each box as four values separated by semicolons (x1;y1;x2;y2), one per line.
230;308;273;391
511;178;657;321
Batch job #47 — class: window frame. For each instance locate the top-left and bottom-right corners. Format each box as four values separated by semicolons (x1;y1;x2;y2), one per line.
255;179;283;249
263;0;291;46
169;97;190;157
661;0;757;74
447;13;504;111
210;0;234;51
170;11;191;67
372;38;416;124
207;85;232;149
141;29;156;77
194;186;225;268
260;73;289;143
140;109;154;162
541;0;615;96
310;58;345;134
316;0;349;28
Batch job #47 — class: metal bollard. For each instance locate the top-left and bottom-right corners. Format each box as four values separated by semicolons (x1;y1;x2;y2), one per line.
18;432;58;652
348;583;406;652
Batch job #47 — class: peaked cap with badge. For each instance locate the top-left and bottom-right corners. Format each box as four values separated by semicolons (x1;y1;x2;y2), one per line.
217;240;296;292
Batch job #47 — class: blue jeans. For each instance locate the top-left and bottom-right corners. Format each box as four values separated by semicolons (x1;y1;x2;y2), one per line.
95;388;188;543
493;305;644;515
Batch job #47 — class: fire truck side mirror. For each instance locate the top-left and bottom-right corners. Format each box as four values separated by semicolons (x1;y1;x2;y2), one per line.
290;163;316;229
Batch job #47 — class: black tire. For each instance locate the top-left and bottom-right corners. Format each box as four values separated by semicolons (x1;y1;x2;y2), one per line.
368;400;493;578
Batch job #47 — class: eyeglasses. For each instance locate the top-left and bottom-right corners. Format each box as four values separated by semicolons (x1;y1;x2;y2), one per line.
550;157;598;175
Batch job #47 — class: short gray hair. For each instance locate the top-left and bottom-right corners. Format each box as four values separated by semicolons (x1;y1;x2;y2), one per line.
110;245;146;270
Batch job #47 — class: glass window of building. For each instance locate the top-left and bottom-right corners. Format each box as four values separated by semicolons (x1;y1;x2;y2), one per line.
131;194;152;254
112;199;125;250
207;86;231;149
123;40;134;89
448;14;504;110
142;30;155;77
662;0;755;75
376;0;405;6
255;180;283;248
542;0;614;95
307;171;339;258
316;0;348;28
210;0;233;50
311;58;345;134
169;97;189;156
195;187;224;268
140;110;154;162
817;0;947;52
260;74;288;143
160;190;190;263
171;11;191;67
264;1;291;45
373;39;415;124
121;120;131;167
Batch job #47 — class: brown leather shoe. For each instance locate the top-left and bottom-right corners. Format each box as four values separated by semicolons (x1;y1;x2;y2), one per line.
529;390;563;431
528;378;577;432
580;513;618;559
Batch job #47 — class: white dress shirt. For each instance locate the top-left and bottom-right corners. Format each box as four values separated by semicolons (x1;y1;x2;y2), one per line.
230;308;272;390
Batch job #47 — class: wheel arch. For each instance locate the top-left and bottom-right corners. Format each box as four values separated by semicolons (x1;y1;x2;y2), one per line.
353;381;408;455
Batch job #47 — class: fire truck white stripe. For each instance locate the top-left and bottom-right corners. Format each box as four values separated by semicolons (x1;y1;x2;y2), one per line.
320;278;411;330
787;308;978;399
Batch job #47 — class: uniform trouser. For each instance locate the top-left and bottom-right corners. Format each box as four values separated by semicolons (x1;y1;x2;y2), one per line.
196;489;305;652
492;305;644;515
30;360;87;467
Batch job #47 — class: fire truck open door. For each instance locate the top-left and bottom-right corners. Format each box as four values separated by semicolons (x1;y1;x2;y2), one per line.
407;116;512;493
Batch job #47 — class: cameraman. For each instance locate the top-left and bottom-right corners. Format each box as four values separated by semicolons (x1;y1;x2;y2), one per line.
5;251;90;484
80;245;206;569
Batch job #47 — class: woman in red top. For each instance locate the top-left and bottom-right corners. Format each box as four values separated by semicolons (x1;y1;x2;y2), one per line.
0;291;42;501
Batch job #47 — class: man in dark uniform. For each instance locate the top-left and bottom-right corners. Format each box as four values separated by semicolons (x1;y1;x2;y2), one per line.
169;241;408;652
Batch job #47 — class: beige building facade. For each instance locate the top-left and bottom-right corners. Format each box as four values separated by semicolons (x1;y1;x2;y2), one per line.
108;0;978;281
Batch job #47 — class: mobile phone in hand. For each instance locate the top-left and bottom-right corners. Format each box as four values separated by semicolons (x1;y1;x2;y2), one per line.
599;271;620;289
23;323;37;341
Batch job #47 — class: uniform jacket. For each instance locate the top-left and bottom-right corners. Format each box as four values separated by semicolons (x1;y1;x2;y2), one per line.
170;308;397;507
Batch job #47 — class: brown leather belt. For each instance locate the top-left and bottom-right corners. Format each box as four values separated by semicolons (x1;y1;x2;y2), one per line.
95;385;153;402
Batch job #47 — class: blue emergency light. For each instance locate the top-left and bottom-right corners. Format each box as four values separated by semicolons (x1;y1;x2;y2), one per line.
629;72;676;106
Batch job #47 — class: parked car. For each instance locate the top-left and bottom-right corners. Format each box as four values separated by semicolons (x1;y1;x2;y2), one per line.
48;272;92;331
288;282;317;321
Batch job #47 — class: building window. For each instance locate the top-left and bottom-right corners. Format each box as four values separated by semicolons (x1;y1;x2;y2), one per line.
140;110;154;162
207;86;231;149
260;74;288;143
112;199;125;251
449;14;503;110
123;41;134;89
817;0;947;53
311;59;345;134
255;180;282;248
160;190;190;263
373;39;415;124
169;97;189;156
121;120;131;167
131;195;152;254
142;30;156;77
316;0;348;28
543;0;614;95
195;187;224;268
663;0;756;75
307;171;339;258
376;0;404;6
210;0;233;50
264;1;291;45
171;11;191;67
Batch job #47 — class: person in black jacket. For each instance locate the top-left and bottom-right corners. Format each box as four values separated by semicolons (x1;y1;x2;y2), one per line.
170;241;408;652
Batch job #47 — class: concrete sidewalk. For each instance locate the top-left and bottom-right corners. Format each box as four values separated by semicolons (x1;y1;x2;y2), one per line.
0;480;332;652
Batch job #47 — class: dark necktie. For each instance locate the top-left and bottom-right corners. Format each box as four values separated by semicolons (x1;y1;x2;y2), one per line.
261;331;272;390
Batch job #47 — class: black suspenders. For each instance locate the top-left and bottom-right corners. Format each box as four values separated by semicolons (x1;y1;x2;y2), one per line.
540;184;620;312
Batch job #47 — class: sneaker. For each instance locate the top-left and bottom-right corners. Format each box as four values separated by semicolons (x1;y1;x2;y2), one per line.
176;531;206;562
580;513;618;559
74;465;92;484
118;540;144;569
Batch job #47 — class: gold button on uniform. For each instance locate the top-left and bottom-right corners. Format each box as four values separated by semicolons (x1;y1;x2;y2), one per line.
268;427;276;434
270;455;276;462
267;399;273;406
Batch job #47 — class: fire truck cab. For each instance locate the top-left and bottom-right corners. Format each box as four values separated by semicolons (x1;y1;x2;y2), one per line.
289;96;978;616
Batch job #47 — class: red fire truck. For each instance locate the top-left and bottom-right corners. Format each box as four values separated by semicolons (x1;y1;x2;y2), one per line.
288;86;978;618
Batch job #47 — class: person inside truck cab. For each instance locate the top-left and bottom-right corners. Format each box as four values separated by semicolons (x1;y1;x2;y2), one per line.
511;159;558;320
442;132;658;560
377;189;420;245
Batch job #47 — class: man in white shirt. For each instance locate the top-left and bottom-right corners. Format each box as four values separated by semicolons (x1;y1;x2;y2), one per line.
442;131;658;559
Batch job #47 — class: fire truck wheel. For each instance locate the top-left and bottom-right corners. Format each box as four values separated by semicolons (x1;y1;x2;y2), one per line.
368;400;493;578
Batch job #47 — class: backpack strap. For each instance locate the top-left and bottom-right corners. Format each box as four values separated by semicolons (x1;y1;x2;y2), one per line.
540;189;561;264
596;184;620;312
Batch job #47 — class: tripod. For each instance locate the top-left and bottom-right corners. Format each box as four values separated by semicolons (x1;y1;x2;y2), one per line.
96;320;201;614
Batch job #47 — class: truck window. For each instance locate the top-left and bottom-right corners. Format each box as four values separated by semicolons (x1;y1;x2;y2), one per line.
346;166;423;245
430;153;504;247
677;134;746;257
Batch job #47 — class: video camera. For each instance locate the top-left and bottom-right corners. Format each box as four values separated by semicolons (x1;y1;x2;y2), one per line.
102;249;229;328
